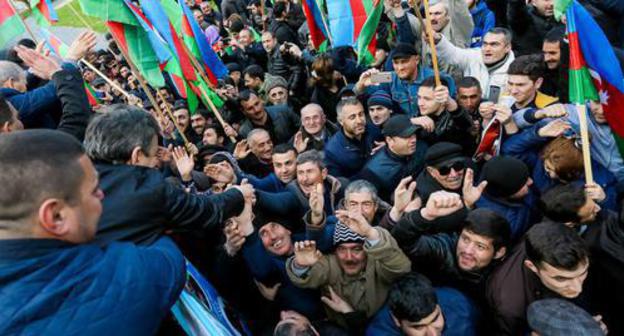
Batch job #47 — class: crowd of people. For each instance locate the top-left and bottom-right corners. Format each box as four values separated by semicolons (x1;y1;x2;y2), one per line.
0;0;623;335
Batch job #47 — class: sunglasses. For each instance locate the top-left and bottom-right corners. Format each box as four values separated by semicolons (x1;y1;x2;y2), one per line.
436;161;466;176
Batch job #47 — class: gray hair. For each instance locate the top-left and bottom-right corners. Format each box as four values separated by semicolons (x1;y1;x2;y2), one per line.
296;149;325;169
0;61;25;85
487;27;513;45
345;179;379;204
246;128;270;145
84;104;160;163
301;103;325;118
336;97;363;121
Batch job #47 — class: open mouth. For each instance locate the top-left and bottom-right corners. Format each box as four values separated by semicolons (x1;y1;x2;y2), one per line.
272;239;284;249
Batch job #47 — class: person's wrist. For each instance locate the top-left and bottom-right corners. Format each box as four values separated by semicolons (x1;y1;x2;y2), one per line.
366;227;380;240
181;173;192;182
420;207;435;221
389;206;402;222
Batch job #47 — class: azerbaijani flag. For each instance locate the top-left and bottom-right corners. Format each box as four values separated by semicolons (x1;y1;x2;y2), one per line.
302;0;329;50
39;28;69;58
560;0;624;151
138;0;196;82
29;0;58;26
0;0;26;47
84;81;101;106
180;0;228;86
327;0;382;64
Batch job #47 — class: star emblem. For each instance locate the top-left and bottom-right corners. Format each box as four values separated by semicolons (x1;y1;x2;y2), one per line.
599;89;610;105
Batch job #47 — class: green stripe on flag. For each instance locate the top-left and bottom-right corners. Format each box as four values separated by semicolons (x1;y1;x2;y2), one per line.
554;0;572;20
0;15;25;46
356;0;383;65
124;24;166;87
569;67;599;104
79;0;138;26
159;0;183;33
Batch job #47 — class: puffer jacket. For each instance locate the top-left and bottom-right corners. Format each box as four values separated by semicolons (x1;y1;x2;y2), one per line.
0;237;185;335
469;0;496;47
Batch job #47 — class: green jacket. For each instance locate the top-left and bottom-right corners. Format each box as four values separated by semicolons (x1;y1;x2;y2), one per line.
286;227;411;325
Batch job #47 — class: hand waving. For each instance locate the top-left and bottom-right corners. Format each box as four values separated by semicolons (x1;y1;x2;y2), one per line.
172;146;194;182
462;168;487;209
294;240;322;267
321;287;354;314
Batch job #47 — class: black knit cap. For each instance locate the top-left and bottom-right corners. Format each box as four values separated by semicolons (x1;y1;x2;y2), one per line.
333;222;365;246
480;156;529;198
424;142;464;167
392;43;419;60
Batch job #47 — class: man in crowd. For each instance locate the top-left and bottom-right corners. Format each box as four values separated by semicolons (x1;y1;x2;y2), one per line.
0;130;185;334
237;90;300;143
294;103;338;152
325;97;381;178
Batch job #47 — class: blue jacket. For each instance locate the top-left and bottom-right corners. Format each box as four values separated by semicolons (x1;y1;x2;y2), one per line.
356;142;428;202
476;191;538;241
502;126;619;212
374;70;457;118
0;237;185;335
325;124;382;178
0;63;78;130
469;1;496;47
366;287;479;336
245;172;287;192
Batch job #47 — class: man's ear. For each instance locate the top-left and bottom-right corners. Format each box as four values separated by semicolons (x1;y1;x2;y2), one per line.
128;146;143;165
535;78;544;90
494;246;507;260
38;199;70;237
524;259;539;274
321;167;328;180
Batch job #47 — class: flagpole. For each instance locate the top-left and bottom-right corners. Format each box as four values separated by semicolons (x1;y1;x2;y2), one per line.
108;30;191;149
421;0;441;87
9;0;38;43
67;1;95;32
576;103;594;184
178;41;237;143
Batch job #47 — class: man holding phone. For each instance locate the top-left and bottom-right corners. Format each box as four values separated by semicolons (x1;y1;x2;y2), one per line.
354;43;456;118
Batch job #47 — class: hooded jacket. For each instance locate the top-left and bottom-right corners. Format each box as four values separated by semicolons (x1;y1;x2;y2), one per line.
469;0;496;47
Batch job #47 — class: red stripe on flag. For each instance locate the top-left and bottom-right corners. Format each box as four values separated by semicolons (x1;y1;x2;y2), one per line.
169;23;197;81
349;0;367;39
568;31;586;71
0;0;18;25
107;22;130;56
169;73;188;98
181;15;194;39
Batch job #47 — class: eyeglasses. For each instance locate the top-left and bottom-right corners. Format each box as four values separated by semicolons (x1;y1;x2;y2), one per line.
436;161;466;176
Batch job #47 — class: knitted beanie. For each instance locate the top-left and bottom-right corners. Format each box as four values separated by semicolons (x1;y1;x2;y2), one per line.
367;91;394;110
333;222;365;246
480;156;530;198
263;75;288;94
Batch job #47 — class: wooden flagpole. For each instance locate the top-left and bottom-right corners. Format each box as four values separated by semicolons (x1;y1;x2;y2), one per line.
178;41;237;143
9;0;38;42
421;0;441;86
576;103;594;184
79;59;133;100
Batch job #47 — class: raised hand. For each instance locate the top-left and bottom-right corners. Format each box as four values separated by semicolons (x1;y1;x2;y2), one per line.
393;176;418;213
14;45;61;80
537;119;571;138
232;193;255;236
308;183;325;226
67;31;97;61
462;168;487;209
293;131;310;153
335;209;378;240
355;68;380;92
171;146;194;182
233;178;255;203
321;286;354;314
420;191;464;220
433;85;450;104
293;240;322;267
233;140;252;160
223;123;238;139
493;105;513;124
224;220;246;256
479;102;495;120
203;163;235;183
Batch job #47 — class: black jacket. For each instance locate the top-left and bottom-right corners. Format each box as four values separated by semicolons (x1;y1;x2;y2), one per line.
507;0;564;55
270;20;300;46
239;104;300;144
53;68;92;142
94;163;245;245
421;108;476;156
267;47;304;93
